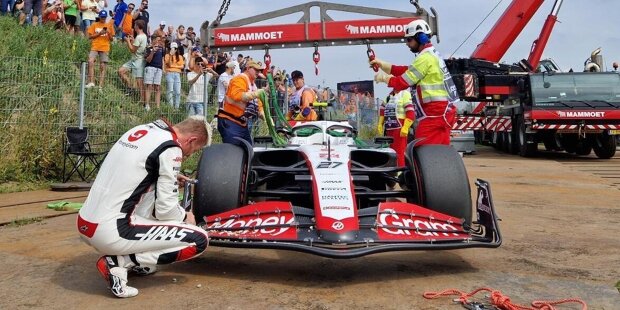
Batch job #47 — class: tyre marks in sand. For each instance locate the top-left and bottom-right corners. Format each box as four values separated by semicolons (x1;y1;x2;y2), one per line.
555;150;620;190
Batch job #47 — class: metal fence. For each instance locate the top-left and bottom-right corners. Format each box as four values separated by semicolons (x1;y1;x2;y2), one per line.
0;56;380;182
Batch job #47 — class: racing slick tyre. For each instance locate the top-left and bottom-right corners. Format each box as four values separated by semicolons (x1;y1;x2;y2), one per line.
406;144;472;225
517;117;537;157
193;143;248;220
591;133;617;159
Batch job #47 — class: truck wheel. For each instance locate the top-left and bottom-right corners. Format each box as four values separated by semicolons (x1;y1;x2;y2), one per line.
575;139;592;156
543;132;561;151
406;145;472;225
193;143;249;221
560;134;577;153
517;117;537;157
592;133;617;159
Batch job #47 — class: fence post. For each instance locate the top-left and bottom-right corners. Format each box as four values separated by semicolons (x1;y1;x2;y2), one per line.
203;72;209;119
78;61;87;129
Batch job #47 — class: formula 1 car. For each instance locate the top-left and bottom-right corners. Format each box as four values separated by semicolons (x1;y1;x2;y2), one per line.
190;121;501;258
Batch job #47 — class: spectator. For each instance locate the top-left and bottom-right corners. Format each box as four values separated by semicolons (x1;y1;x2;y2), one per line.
111;0;126;39
80;0;99;34
217;61;235;110
131;0;148;37
118;19;147;102
186;26;196;46
42;0;64;29
152;20;165;38
19;0;42;26
86;10;114;89
214;51;226;75
164;41;184;108
120;1;132;39
187;51;217;117
1;0;16;16
287;70;317;121
164;24;173;44
174;24;185;46
95;0;105;11
62;0;79;34
143;34;164;110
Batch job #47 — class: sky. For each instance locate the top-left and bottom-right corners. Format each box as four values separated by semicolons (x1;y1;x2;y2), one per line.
136;0;620;96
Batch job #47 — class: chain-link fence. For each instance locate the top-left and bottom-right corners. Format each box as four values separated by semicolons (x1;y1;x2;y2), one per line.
0;55;381;183
0;56;219;182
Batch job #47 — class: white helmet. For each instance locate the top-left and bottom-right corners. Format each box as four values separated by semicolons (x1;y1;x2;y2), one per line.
404;19;432;38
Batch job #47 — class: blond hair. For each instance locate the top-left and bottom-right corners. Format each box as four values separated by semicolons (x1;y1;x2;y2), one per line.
174;115;212;147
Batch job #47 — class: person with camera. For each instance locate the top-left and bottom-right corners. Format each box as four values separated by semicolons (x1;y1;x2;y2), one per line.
132;0;149;38
286;70;318;121
164;41;184;109
80;0;98;34
118;19;147;102
187;50;218;117
43;0;65;29
143;34;164;110
86;10;113;90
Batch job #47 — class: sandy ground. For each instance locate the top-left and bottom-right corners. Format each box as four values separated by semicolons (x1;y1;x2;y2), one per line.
0;146;618;309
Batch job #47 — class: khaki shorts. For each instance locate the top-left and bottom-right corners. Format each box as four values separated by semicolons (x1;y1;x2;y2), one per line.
89;51;109;63
122;58;145;79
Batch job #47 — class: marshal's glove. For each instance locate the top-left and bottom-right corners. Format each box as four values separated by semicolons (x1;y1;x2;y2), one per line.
400;118;414;137
377;115;384;135
374;71;393;84
369;58;392;73
241;89;265;101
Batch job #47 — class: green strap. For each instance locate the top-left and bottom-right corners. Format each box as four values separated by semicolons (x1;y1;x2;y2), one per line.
258;74;287;146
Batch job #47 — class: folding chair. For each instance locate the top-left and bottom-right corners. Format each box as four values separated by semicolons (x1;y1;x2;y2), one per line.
62;127;108;183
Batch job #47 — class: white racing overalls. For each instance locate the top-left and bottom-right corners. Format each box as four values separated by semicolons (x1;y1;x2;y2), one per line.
77;119;208;268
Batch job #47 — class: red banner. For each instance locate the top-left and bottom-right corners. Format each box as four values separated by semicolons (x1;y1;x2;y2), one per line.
530;110;620;120
213;17;418;47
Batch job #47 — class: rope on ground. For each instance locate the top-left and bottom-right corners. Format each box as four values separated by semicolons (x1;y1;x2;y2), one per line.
423;287;587;310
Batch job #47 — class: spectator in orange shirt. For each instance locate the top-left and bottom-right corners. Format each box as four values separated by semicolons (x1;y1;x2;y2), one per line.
86;10;114;89
120;2;133;39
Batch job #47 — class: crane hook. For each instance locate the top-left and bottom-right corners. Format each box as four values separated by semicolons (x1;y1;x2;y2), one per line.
313;43;320;75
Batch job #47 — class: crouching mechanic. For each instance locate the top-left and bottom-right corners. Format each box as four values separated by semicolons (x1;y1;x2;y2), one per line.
287;70;318;121
216;60;267;146
371;19;459;146
77;116;212;298
378;89;414;166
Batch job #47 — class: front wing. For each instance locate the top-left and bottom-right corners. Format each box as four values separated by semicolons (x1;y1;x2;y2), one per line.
200;179;501;258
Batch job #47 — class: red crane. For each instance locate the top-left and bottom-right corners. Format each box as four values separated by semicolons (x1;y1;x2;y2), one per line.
471;0;564;70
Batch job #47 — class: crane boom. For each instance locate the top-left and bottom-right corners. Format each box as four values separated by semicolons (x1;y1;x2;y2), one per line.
471;0;544;61
527;0;564;70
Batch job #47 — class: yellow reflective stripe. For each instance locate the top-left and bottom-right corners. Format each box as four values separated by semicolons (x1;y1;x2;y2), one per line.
422;95;450;103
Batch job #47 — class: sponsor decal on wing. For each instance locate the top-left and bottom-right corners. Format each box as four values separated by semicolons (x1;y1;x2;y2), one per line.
376;202;469;241
204;201;297;240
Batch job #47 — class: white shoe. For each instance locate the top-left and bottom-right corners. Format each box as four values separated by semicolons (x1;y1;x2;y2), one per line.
97;256;139;298
85;82;95;88
145;104;151;111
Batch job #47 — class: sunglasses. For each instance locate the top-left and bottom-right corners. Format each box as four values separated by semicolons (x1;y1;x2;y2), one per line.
406;37;415;42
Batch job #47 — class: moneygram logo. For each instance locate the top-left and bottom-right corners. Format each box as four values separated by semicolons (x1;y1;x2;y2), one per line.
378;212;461;237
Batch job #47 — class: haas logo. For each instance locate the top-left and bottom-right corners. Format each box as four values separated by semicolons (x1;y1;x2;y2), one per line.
128;129;148;142
345;24;359;34
217;32;231;42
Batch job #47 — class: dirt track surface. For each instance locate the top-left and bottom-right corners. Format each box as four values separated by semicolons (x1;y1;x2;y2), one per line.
1;146;619;309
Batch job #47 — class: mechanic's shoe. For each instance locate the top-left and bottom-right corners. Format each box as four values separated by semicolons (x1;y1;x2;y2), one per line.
96;256;139;298
130;264;157;276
